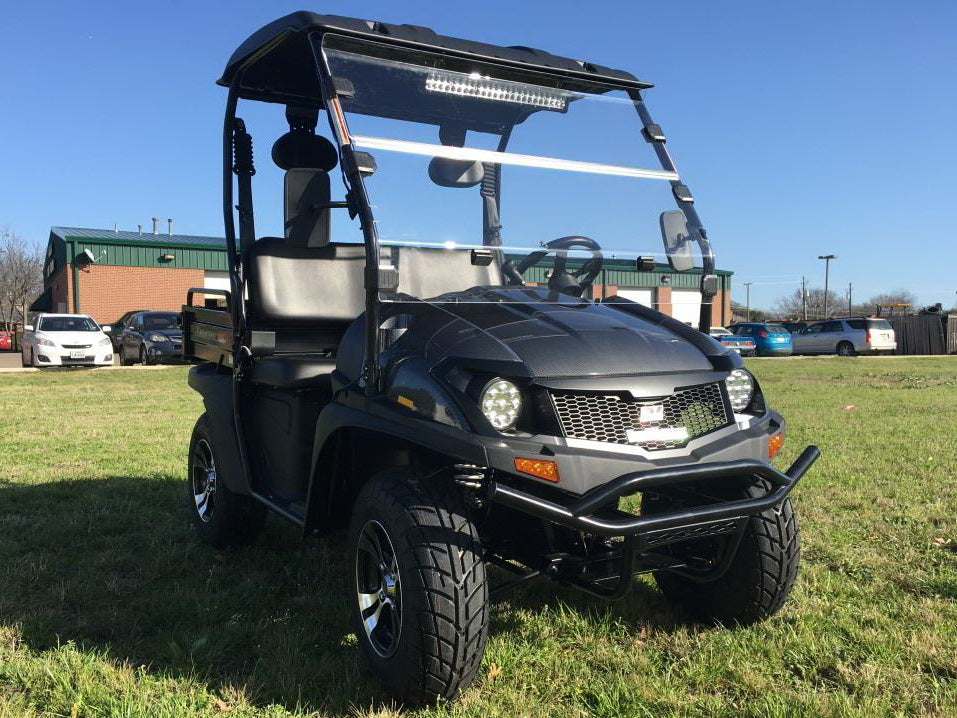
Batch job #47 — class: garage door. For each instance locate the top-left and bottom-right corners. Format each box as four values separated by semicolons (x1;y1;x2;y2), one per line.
616;289;653;308
671;290;702;328
204;271;230;292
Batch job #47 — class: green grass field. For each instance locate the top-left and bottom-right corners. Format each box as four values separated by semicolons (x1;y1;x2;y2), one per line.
1;358;955;717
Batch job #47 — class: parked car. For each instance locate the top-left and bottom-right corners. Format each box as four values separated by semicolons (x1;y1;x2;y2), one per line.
729;322;793;356
20;313;113;367
107;309;147;351
0;330;12;351
779;321;808;334
791;317;897;356
118;311;183;365
709;327;756;356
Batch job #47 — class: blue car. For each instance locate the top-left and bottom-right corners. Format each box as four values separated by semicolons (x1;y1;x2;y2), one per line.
729;322;793;356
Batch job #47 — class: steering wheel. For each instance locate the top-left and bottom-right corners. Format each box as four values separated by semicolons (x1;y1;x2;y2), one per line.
504;236;604;297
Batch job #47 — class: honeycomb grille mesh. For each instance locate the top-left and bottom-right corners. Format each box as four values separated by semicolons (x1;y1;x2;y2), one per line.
550;383;730;450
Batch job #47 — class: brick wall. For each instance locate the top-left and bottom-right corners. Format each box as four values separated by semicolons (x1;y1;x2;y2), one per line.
67;264;204;324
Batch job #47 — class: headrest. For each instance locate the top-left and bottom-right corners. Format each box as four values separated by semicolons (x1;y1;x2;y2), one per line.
272;132;339;172
428;157;484;187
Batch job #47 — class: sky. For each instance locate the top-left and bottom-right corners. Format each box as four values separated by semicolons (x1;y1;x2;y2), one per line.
2;0;955;311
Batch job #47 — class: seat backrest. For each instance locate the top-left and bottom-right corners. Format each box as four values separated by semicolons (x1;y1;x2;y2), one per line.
284;169;332;248
395;246;502;299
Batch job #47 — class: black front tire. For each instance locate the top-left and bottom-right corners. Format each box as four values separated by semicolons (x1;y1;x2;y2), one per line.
140;345;153;365
348;469;489;705
187;413;265;548
120;346;135;366
645;479;800;625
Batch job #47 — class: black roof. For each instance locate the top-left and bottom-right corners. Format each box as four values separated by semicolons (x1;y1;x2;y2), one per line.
219;11;650;106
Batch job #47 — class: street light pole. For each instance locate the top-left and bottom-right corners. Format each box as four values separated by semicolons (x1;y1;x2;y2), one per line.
818;254;836;318
743;282;752;321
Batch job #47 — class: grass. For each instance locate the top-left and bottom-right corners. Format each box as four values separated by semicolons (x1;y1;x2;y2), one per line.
0;358;956;717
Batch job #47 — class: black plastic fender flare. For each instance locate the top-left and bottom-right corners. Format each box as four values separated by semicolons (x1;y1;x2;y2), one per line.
187;364;249;494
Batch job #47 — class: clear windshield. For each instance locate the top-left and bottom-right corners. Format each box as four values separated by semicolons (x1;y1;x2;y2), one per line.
323;37;687;304
39;316;99;332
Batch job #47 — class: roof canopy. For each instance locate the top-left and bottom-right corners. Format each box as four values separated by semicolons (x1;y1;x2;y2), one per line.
219;11;651;106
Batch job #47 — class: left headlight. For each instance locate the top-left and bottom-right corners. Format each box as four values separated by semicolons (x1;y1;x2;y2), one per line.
726;369;755;412
480;378;522;431
98;336;112;347
147;333;168;343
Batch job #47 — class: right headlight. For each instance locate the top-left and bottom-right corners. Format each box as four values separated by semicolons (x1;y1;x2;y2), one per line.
36;335;56;347
480;378;522;431
726;369;755;412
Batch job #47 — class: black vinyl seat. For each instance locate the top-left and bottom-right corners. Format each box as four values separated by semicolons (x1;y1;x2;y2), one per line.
244;237;366;389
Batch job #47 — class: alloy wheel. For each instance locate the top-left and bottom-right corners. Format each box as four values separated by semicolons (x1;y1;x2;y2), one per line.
191;438;217;523
355;519;403;657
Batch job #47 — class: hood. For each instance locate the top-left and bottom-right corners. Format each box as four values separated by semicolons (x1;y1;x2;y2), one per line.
39;330;106;347
402;289;719;378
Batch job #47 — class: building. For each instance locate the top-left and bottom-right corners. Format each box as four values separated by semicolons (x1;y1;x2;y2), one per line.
32;226;733;326
33;226;229;323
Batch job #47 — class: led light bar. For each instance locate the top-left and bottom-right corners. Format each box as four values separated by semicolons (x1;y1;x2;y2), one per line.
425;72;568;110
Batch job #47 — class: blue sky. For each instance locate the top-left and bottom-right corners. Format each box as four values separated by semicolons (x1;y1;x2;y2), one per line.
2;0;955;310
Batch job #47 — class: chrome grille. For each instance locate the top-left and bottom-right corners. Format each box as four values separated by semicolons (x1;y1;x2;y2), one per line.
550;383;731;450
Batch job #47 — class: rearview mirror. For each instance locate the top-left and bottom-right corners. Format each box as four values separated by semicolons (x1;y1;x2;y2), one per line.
659;210;695;272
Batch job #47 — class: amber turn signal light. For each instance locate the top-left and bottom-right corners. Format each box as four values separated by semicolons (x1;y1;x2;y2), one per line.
768;432;784;460
514;457;560;483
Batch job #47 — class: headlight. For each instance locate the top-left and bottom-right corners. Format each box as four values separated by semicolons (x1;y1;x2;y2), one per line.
726;369;755;412
480;378;522;431
148;333;168;343
36;335;56;347
98;336;112;347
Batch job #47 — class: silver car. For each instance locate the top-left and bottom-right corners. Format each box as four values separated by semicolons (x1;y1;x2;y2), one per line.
791;317;897;356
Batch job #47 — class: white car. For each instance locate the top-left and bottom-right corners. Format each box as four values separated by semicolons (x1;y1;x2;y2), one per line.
21;313;114;367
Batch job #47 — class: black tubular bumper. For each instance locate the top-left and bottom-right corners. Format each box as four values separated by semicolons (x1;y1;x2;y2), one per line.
488;445;820;538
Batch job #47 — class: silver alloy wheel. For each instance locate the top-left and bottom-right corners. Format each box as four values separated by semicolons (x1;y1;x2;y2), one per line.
355;519;403;658
191;438;217;523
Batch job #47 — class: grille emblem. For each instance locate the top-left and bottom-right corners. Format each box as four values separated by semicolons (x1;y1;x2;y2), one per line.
638;403;664;424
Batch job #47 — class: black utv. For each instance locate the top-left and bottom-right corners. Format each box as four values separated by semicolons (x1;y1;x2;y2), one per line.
182;12;819;704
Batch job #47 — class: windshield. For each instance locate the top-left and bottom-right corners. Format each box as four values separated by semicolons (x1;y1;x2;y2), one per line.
39;316;99;332
144;313;180;331
322;37;687;304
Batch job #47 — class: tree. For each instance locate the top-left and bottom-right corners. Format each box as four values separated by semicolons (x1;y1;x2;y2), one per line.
774;286;840;319
0;228;44;339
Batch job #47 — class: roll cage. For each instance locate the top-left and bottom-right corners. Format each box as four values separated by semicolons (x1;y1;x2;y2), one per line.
218;12;717;396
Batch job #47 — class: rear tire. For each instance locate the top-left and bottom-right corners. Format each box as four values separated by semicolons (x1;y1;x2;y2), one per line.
837;341;856;357
644;479;800;624
187;413;265;548
348;469;489;705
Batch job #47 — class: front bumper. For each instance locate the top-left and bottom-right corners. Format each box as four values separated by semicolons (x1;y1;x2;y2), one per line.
35;349;113;366
147;342;185;363
488;445;819;539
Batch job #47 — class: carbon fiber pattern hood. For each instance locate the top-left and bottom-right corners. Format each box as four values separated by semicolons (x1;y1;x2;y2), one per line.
394;288;715;378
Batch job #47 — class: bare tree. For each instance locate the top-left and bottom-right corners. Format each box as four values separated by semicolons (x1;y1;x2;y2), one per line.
774;287;840;319
0;228;44;339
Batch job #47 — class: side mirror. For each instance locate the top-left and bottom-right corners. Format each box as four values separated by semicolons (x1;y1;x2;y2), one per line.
102;325;111;333
659;210;695;272
24;324;34;332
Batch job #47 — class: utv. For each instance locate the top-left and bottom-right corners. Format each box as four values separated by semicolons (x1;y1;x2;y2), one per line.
182;12;819;704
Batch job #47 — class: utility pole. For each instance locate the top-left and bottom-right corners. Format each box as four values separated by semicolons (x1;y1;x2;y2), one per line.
818;254;836;318
847;282;852;316
743;282;752;321
801;275;808;320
